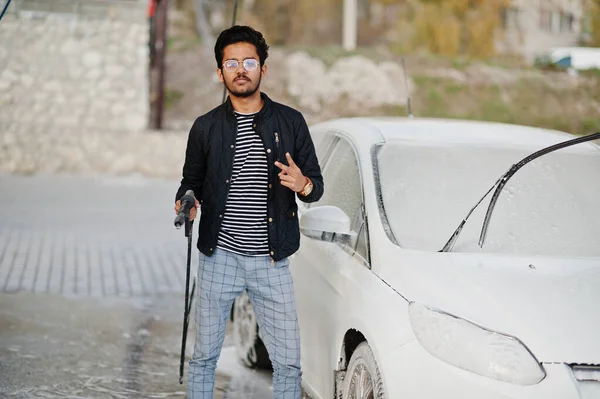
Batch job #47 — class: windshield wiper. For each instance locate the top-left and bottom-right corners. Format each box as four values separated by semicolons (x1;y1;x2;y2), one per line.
440;131;600;253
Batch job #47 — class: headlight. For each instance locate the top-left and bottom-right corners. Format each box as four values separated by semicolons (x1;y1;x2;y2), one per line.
408;302;546;386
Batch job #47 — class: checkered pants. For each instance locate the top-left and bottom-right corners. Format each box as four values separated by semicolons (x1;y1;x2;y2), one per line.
187;248;302;399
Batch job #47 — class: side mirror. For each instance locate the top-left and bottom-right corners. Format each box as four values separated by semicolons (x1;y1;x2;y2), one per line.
299;206;356;245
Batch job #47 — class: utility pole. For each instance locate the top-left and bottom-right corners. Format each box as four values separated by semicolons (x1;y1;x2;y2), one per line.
149;0;167;129
343;0;357;51
195;0;214;51
222;0;239;103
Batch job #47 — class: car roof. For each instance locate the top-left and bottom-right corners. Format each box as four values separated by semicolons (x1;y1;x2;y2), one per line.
311;116;582;150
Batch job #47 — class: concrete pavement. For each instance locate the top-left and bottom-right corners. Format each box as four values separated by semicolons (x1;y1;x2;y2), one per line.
0;172;279;398
0;173;186;297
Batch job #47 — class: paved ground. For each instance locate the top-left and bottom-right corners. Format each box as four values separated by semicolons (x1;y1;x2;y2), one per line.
0;173;279;398
0;173;186;297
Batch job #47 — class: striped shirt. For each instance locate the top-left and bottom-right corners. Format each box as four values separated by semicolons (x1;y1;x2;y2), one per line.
217;112;270;256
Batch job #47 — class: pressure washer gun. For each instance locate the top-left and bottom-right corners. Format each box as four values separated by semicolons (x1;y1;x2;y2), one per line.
174;190;197;384
174;189;196;235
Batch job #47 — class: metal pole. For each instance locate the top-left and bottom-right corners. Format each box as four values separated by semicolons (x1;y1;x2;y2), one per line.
221;0;239;104
156;0;167;129
342;0;357;51
150;0;167;129
194;0;214;50
231;0;238;26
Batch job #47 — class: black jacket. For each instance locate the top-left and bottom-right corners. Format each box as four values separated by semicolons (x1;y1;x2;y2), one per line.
175;93;324;261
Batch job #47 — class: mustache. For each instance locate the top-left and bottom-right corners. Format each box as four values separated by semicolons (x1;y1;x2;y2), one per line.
234;76;250;82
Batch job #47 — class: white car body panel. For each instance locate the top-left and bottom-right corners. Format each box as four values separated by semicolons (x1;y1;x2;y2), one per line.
378;248;600;363
289;117;600;398
546;46;600;70
292;238;411;398
381;343;597;399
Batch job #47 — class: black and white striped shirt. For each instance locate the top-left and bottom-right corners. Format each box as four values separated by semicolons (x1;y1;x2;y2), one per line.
217;112;270;256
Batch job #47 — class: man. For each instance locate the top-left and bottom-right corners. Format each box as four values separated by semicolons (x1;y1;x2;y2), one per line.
174;25;324;399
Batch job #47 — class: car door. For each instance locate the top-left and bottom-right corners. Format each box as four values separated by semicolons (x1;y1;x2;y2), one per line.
292;133;372;398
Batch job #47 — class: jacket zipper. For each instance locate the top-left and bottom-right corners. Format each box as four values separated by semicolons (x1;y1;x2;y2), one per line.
274;132;281;162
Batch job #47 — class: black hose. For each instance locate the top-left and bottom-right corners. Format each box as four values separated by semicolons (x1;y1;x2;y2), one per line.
0;0;13;22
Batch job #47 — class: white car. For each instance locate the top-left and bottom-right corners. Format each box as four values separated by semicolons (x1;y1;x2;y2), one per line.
232;117;600;399
536;46;600;71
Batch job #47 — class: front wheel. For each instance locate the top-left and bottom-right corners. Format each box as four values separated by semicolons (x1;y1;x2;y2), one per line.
341;342;385;399
232;291;272;369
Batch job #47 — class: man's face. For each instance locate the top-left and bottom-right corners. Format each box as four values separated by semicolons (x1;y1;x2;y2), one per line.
217;42;266;98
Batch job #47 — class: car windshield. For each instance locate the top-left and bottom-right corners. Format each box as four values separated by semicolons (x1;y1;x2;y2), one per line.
376;140;600;257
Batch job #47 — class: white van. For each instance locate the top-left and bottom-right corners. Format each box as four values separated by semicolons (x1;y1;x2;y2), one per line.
537;46;600;70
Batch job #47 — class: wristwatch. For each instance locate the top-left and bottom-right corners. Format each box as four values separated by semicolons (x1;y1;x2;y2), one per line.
300;177;313;197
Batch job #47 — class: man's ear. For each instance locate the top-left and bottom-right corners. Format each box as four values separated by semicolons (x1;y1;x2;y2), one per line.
216;67;224;83
261;64;267;77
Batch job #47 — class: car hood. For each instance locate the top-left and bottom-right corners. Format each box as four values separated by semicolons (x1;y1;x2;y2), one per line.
378;249;600;364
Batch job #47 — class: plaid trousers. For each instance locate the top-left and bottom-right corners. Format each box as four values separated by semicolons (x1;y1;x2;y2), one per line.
187;248;302;399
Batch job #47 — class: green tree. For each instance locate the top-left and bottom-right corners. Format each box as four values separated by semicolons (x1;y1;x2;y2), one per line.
585;0;600;46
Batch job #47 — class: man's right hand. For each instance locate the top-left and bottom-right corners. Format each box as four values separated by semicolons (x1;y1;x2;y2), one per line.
174;198;200;220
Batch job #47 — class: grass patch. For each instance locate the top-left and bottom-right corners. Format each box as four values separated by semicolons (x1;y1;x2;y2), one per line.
580;68;600;78
165;88;184;109
410;73;600;134
279;45;391;67
582;118;600;133
372;104;410;117
445;83;466;94
451;57;471;70
412;75;444;86
167;36;204;52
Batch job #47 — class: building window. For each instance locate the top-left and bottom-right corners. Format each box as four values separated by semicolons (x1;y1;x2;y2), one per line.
539;8;553;32
501;6;520;30
560;12;574;32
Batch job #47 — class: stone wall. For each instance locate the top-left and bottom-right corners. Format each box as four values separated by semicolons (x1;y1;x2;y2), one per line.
0;0;149;134
0;126;187;178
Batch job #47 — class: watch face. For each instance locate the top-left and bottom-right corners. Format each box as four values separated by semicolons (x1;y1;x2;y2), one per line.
304;182;313;195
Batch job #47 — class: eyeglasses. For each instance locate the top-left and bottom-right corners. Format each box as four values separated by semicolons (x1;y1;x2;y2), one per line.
222;58;259;73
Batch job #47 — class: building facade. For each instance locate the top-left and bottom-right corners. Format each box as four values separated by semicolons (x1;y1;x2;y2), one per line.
496;0;585;63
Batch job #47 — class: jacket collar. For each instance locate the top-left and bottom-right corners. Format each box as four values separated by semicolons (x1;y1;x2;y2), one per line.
225;92;273;123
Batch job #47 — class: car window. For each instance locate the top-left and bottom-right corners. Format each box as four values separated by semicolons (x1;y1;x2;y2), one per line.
377;141;600;257
318;137;369;263
300;131;337;212
320;138;362;229
316;132;338;168
354;215;370;265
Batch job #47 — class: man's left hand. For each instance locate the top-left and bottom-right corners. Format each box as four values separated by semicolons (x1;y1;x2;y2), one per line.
275;153;308;193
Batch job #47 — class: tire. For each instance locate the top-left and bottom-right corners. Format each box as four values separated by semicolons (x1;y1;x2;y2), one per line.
232;291;272;369
341;342;385;399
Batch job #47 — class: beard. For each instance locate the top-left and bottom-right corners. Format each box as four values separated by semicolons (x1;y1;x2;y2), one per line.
224;74;261;98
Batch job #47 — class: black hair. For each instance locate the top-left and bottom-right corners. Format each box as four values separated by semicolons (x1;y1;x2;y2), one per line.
214;25;270;68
